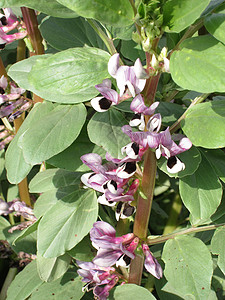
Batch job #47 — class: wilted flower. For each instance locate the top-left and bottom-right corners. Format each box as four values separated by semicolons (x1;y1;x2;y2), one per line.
142;244;163;279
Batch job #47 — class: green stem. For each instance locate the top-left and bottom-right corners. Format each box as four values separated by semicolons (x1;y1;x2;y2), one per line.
147;223;225;245
169;18;204;58
87;19;118;56
1;118;14;133
170;93;210;133
0;268;18;300
163;194;182;235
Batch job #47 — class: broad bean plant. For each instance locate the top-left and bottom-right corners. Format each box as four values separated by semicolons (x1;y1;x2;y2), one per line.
0;0;225;299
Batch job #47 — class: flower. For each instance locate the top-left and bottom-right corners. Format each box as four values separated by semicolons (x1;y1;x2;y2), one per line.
76;260;118;300
90;221;138;268
91;79;119;112
129;94;159;130
0;8;27;49
142;244;163;279
80;153;137;214
108;54;146;97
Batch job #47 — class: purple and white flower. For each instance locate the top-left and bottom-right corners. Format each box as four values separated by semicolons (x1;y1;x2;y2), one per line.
142;244;163;279
91;79;120;112
108;54;146;97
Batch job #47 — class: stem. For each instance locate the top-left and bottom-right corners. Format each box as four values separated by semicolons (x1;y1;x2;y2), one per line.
0;58;7;77
21;7;44;55
21;7;44;103
133;150;157;239
1;118;14;132
170;93;210;133
169;19;204;58
128;255;144;285
163;194;182;235
87;19;118;56
147;223;225;245
0;268;18;300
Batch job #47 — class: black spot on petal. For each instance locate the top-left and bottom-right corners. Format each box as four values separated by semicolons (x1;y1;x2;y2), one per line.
99;98;112;110
116;202;123;214
109;180;117;190
167;156;177;169
123;255;131;266
1;16;7;26
0;43;6;50
131;113;142;121
123;203;135;217
124;162;136;174
131;142;139;155
0;87;5;94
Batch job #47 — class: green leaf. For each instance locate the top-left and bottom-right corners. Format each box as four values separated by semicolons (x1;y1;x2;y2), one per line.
120;40;145;61
158;145;201;178
67;235;94;261
40;16;105;51
181;100;225;148
29;268;83;300
179;155;222;225
36;253;71;282
162;235;213;300
87;109;130;159
20;104;86;165
29;169;82;193
4;226;37;254
211;227;225;275
163;0;210;32
106;24;135;40
28;48;110;103
37;189;98;257
47;124;106;172
33;190;59;219
170;36;225;93
199;148;225;182
109;284;156;299
0;216;10;240
204;13;225;44
155;102;186;126
6;261;43;300
12;219;40;245
56;0;134;26
0;0;78;18
5;102;55;184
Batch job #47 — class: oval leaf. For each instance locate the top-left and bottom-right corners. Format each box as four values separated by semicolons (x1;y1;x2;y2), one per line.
87;109;130;159
36;253;71;282
6;260;43;300
40;16;105;51
181;100;225;148
28;47;110;103
163;0;210;32
29;169;82;193
179;155;222;225
204;13;225;44
0;0;77;18
5;102;55;184
21;103;86;165
29;269;83;300
211;227;225;275
170;36;225;93
109;284;156;299
37;189;98;257
56;0;134;26
162;235;213;300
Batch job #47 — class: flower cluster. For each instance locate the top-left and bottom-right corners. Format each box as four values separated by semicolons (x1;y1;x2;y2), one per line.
77;221;162;300
81;153;139;220
0;8;27;49
90;54;192;173
0;198;36;221
0;75;31;122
